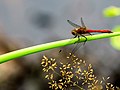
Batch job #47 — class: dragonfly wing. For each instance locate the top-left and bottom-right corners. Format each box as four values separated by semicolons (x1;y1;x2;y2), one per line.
67;20;81;28
81;17;86;28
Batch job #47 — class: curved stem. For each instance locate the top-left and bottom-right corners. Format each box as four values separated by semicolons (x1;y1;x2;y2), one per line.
0;32;120;64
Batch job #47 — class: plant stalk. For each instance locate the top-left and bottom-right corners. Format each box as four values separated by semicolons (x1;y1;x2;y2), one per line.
0;32;120;64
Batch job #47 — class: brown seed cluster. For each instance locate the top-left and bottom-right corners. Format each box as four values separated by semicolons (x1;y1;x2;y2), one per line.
41;53;120;90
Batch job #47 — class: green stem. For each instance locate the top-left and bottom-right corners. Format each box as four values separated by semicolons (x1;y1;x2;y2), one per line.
0;32;120;64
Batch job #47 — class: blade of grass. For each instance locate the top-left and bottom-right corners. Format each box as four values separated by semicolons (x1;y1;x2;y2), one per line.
0;32;120;64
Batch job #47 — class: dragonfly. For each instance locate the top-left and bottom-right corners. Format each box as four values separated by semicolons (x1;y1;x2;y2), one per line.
67;17;112;55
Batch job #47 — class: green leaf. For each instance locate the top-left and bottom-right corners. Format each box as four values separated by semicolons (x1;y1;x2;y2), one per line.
103;6;120;17
110;26;120;50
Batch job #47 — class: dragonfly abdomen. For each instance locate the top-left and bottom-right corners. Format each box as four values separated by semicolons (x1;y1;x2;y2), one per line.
86;29;112;33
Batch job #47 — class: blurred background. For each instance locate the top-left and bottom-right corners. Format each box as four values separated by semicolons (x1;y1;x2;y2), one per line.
0;0;120;90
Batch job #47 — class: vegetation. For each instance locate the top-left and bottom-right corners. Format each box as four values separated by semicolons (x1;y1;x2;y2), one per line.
41;53;120;90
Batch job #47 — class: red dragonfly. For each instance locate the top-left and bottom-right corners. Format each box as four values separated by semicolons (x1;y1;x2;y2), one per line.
68;17;112;41
67;17;112;55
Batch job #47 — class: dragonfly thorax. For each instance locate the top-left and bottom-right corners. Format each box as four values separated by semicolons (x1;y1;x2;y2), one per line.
72;27;87;35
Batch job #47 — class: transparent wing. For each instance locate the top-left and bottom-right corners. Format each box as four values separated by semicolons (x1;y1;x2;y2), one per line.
81;17;86;28
67;20;81;28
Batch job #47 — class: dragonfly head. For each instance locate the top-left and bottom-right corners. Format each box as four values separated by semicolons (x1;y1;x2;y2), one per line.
71;29;77;36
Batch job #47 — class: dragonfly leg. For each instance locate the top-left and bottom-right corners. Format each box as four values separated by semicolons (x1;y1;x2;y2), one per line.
74;35;80;44
88;33;93;36
80;34;87;45
77;35;80;42
74;35;77;38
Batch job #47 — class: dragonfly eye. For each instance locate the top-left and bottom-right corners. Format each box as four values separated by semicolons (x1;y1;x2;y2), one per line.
71;30;77;36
